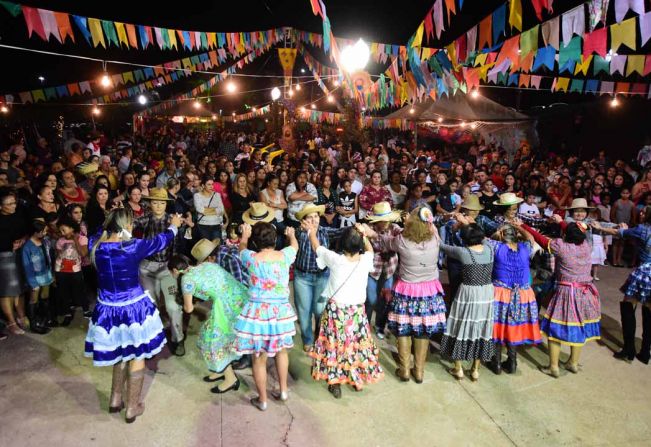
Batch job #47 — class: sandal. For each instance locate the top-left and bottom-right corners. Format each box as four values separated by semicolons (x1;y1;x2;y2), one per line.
271;390;289;401
564;362;580;374
469;368;480;382
250;397;267;411
447;368;464;381
7;323;25;335
539;365;560;378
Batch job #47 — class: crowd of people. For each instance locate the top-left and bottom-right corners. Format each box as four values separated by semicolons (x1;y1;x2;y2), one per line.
1;123;651;422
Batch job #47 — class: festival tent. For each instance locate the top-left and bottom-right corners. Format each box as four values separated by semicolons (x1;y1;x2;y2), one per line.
384;93;538;153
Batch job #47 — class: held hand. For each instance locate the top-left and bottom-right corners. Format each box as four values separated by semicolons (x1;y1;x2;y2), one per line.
183;302;194;314
240;223;252;239
170;213;183;228
511;217;523;227
550;214;563;224
285;226;295;239
354;223;366;236
619;222;628;230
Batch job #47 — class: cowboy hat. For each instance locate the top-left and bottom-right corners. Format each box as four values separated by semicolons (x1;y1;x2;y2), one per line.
75;161;99;177
242;202;274;225
366;201;402;223
564;198;595;210
142;187;174;202
191;238;221;263
460;195;484;211
295;203;325;220
493;192;524;206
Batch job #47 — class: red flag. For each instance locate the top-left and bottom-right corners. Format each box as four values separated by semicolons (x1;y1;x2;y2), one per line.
22;6;46;40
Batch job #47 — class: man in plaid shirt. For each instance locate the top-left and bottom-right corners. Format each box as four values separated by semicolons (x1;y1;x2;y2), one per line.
294;204;345;351
135;188;189;357
367;221;401;338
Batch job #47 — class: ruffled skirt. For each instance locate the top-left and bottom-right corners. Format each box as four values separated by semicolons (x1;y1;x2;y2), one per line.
540;281;601;346
310;300;384;388
84;292;166;367
441;283;495;361
234;297;297;357
620;262;651;303
493;285;542;345
387;279;446;337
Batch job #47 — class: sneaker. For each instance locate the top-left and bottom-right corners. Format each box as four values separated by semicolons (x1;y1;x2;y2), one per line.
61;314;74;327
173;340;186;357
593;276;600;281
83;310;93;319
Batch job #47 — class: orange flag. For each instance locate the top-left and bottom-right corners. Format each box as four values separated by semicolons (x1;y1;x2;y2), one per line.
54;12;74;43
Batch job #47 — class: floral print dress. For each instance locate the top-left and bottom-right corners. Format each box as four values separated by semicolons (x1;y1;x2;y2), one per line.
233;247;297;357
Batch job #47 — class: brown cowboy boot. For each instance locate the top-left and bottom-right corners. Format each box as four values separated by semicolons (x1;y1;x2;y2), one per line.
125;369;146;423
395;336;412;382
109;362;127;413
411;338;429;384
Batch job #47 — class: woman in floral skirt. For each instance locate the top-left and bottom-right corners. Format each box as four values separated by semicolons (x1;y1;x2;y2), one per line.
233;222;298;411
302;220;383;398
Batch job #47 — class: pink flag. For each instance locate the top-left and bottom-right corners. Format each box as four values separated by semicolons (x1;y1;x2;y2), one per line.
530;75;542;89
433;0;445;39
640;11;651;46
38;9;61;42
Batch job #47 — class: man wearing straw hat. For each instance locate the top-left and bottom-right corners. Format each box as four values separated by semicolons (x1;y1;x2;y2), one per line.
294;203;347;352
135;187;189;357
365;202;402;338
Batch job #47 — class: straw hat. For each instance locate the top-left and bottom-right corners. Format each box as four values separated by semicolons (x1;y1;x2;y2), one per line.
295;203;325;220
191;238;221;263
142;187;174;202
75;161;99;177
460;195;484;211
493;192;524;206
565;198;595;210
242;202;274;225
366;201;402;223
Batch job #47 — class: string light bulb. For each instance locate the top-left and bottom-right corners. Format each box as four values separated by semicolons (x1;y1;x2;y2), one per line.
271;87;281;100
311;104;316;109
409;107;415;114
193;101;201;109
211;114;217;120
137;95;147;105
610;97;620;108
288;89;294;97
252;107;257;112
333;79;340;87
300;106;306;112
232;111;236;116
1;105;8;114
470;89;480;99
327;95;334;103
470;122;477;129
92;106;101;116
460;121;467;128
295;84;301;91
226;81;237;93
437;116;443;123
100;73;111;88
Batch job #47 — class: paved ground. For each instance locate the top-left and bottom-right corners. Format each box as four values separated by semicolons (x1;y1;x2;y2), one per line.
1;266;651;447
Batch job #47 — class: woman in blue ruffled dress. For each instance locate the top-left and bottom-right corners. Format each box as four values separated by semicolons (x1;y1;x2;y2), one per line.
84;208;182;423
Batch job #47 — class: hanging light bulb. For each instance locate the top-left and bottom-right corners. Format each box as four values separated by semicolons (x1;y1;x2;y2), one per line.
311;104;316;109
333;79;340;87
460;121;467;128
137;95;147;105
271;87;281;100
193;100;201;109
610;96;620;107
100;73;111;88
211;114;217;120
265;118;269;123
232;111;236;116
1;105;9;114
226;81;237;93
409;107;415;114
295;84;301;91
92;106;101;116
327;95;334;103
470;122;477;129
252;107;257;112
437;116;443;123
470;89;480;99
288;89;294;97
300;106;306;112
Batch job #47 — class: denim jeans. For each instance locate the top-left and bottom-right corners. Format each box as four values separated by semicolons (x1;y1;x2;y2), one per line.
293;270;329;345
366;274;393;331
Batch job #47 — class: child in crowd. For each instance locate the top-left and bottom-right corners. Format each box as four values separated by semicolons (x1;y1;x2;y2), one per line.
21;219;55;332
336;179;358;228
518;190;541;218
611;188;634;267
589;208;607;281
55;216;90;323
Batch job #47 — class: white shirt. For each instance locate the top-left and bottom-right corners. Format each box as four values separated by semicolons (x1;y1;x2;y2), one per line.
286;181;317;221
388;184;408;208
316;246;374;305
518;202;540;217
87;142;101;158
338;179;363;195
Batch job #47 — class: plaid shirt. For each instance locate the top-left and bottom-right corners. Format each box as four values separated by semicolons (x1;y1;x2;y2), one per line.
296;226;345;273
370;223;401;280
134;214;175;262
444;214;499;247
217;243;249;286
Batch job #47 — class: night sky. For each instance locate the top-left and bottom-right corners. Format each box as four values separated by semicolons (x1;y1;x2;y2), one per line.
0;0;649;156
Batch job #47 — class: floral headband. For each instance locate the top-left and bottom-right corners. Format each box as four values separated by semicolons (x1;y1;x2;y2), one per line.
419;207;434;223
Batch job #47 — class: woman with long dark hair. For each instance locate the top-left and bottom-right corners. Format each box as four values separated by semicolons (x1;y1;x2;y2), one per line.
86;185;111;235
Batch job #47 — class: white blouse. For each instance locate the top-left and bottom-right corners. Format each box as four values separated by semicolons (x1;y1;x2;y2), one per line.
193;192;225;226
316;246;374;305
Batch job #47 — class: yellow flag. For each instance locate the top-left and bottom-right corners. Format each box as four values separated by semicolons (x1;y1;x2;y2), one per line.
168;29;178;50
574;55;593;76
114;22;129;48
446;42;457;67
610;18;636;51
412;22;424;48
509;0;523;32
474;53;488;67
553;77;570;92
626;55;645;76
88;18;106;48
